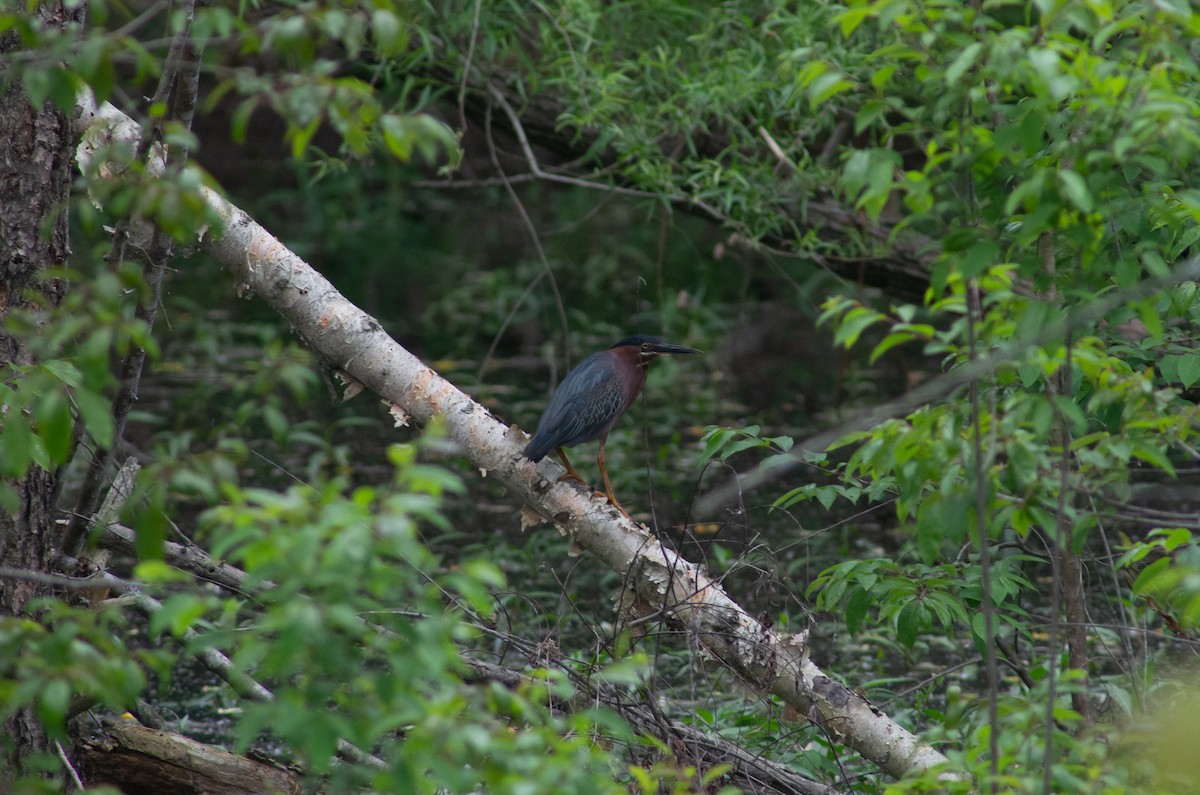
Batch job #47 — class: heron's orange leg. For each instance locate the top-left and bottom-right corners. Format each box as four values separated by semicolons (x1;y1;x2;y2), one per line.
555;448;586;484
597;438;630;517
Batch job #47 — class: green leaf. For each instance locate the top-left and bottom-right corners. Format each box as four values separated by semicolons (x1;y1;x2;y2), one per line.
945;42;982;86
35;389;74;464
130;483;168;561
834;306;884;349
767;435;794;453
231;97;258;144
1058;170;1093;213
846;587;872;635
1155;528;1193;552
970;611;993;649
1015;107;1046;157
1;410;34;477
1161;353;1182;384
133;560;192;584
870;331;914;364
960;240;999;279
1131;443;1174;475
1177;353;1200;389
595;657;647;685
700;427;732;461
843;148;900;222
773;485;811;510
720;437;766;459
43;359;83;388
808;71;854;109
382;114;412;162
370;9;407;57
855;98;887;135
22;67;47;108
916;511;940;565
1005;171;1046;216
290;119;320;159
76;38;117;104
834;6;872;37
814;486;837;511
75;387;115;449
151;593;208;638
264;403;289;443
1131;556;1172;595
37;679;71;738
0;483;18;515
896;600;921;648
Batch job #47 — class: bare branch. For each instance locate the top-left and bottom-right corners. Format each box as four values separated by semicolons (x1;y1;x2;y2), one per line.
54;741;84;791
0;564;128;592
97;522;260;595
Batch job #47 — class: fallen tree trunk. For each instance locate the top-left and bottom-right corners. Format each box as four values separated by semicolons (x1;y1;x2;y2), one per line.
74;91;951;782
78;716;301;795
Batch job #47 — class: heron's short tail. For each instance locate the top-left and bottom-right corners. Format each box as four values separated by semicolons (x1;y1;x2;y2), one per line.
522;437;551;462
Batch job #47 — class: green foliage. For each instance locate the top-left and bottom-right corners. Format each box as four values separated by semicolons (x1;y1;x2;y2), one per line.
629;759;737;795
180;442;623;792
1117;528;1200;631
461;0;858;253
701;424;794;462
0;603;166;742
3;0;460;170
0;263;155;509
656;0;1200;790
807;555;1034;647
882;677;1148;794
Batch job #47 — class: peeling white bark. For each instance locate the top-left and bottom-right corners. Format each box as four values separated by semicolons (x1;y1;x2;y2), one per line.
74;91;952;781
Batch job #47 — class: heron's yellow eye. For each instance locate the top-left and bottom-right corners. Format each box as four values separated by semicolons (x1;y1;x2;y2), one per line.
641;342;651;351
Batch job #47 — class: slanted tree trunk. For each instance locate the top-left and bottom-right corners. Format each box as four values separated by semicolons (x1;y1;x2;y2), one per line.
0;0;83;778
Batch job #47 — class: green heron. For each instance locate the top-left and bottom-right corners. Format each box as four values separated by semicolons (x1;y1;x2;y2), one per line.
523;334;700;513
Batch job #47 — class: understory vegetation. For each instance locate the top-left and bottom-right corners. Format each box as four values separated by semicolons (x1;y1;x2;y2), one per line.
4;0;1200;793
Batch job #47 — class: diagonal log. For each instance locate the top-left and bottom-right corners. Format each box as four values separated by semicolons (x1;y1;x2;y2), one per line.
73;92;951;781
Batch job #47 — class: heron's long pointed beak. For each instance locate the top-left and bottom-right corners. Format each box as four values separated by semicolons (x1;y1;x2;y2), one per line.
648;342;702;355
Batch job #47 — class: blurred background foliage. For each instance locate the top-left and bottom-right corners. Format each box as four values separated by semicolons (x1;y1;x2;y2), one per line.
5;0;1200;792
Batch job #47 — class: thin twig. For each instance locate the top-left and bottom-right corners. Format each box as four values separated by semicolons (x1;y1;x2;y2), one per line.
0;564;128;592
967;278;999;788
111;0;169;38
880;657;980;703
457;0;483;134
481;93;571;373
55;741;85;791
